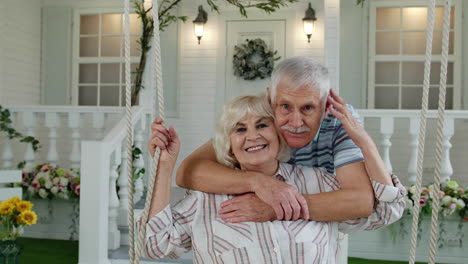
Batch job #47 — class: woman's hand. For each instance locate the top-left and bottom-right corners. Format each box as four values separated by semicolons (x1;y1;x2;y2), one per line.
327;89;373;149
147;117;180;164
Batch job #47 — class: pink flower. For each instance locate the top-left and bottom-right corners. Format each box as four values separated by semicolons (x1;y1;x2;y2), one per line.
421;188;429;195
52;177;60;185
74;185;80;196
464;216;468;222
439;191;445;199
31;179;40;189
449;203;456;210
40;164;50;172
419;197;428;207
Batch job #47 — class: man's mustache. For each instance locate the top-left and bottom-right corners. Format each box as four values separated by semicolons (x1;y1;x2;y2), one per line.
280;125;311;133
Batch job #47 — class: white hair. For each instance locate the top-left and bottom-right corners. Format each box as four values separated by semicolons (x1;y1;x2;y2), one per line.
213;94;290;169
270;56;330;108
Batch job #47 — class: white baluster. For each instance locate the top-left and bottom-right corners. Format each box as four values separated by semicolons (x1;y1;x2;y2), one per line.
45;113;59;166
133;119;145;203
380;117;394;173
2;112;15;168
68;112;81;170
108;149;121;250
441;118;454;182
92;112;105;140
117;141;130;245
22;111;36;170
407;118;419;185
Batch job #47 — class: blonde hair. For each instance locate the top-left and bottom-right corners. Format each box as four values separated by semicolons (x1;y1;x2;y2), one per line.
213;93;290;168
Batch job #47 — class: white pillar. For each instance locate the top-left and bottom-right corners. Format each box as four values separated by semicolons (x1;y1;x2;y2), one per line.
380;117;394;173
68;112;81;170
22;111;36;169
45;112;59;166
407;118;420;184
2;112;15;168
441;118;454;182
108;149;121;250
79;141;111;264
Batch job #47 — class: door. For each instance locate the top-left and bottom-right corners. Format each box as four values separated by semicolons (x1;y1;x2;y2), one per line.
224;20;286;102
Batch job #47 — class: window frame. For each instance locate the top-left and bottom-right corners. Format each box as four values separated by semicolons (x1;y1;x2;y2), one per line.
367;0;463;109
71;7;141;107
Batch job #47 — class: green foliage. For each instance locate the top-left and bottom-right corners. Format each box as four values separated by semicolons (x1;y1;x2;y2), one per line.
206;0;297;17
356;0;365;6
233;38;281;80
0;105;41;161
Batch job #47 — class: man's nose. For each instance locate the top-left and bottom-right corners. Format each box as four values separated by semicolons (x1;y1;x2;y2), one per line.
289;111;304;127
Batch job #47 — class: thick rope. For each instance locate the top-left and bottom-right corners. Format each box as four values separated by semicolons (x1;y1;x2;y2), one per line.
134;0;165;263
427;0;451;263
123;0;135;263
408;0;435;263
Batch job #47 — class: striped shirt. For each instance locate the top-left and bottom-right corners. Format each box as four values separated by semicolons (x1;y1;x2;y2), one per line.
140;163;406;264
289;104;364;174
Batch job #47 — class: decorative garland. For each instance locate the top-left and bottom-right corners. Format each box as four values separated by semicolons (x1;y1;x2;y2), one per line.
232;38;280;81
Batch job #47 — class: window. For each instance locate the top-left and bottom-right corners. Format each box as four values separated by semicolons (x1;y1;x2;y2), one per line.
368;1;461;109
73;10;141;106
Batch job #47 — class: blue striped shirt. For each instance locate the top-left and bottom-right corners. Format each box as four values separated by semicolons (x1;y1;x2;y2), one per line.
289;104;364;174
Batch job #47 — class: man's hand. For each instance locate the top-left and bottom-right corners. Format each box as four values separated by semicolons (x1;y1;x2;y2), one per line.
248;175;309;220
219;193;276;223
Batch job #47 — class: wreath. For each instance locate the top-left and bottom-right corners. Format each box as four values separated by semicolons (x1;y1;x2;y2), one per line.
232;38;281;81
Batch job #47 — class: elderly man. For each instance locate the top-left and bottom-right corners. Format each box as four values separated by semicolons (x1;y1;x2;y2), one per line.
150;56;392;223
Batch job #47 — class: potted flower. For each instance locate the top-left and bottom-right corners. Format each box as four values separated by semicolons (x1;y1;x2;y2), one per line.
0;196;37;263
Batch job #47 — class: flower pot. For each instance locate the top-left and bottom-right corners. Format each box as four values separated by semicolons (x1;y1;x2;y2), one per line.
0;240;20;264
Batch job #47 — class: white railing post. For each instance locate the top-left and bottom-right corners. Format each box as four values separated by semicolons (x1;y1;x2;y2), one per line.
117;141;130;245
93;112;105;140
45;112;59;166
68;112;81;170
441;118;454;182
79;141;111;264
108;148;121;250
2;112;15;169
407;118;420;185
133;119;145;203
380;117;394;173
22;111;36;169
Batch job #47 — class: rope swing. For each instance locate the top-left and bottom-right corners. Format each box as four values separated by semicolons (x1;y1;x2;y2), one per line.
409;0;452;263
121;0;453;263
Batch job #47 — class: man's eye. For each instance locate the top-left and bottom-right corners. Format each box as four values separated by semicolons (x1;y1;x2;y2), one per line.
303;105;313;111
281;104;289;110
235;127;246;133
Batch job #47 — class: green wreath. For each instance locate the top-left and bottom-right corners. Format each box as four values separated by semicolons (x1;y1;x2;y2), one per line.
233;38;281;81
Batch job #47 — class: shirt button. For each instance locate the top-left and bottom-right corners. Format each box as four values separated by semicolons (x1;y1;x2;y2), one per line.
273;247;278;253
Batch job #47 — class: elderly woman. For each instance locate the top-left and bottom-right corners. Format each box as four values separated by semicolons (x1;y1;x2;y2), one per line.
141;94;406;263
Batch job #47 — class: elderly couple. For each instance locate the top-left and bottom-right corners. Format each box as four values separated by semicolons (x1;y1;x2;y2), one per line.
140;57;406;263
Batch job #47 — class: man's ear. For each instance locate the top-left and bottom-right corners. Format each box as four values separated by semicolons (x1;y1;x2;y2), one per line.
266;87;272;104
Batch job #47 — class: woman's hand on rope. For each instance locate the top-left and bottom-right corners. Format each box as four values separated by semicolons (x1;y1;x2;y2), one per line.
148;117;180;164
327;89;373;149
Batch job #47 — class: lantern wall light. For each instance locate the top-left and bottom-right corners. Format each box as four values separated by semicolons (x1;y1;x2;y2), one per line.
303;3;317;43
193;5;208;44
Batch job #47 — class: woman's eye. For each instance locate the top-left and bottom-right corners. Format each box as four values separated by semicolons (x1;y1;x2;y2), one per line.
235;127;246;133
257;123;268;129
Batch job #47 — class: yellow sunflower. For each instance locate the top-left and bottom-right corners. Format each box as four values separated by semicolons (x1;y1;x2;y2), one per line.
5;196;21;206
19;211;38;225
16;200;33;213
0;202;14;215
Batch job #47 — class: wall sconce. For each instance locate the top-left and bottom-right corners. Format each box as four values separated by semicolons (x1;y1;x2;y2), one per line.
303;3;317;43
193;5;208;44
